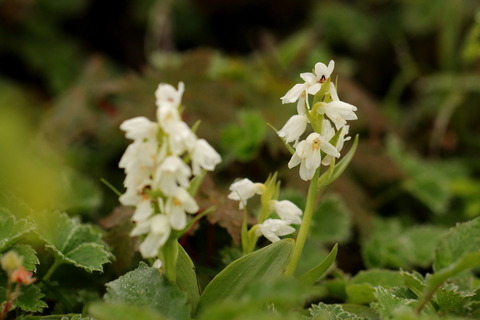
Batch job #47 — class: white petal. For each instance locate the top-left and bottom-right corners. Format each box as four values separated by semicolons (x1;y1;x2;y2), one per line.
132;198;153;222
280;83;306;104
278;115;308;144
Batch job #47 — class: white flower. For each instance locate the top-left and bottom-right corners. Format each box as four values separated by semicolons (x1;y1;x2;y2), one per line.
322;125;351;166
155;82;184;109
288;132;340;181
166;121;197;155
119;116;158;141
132;197;154;222
255;219;296;242
270;200;302;224
228;178;264;209
157;104;181;132
317;101;357;130
131;214;171;258
153;155;191;196
190;139;222;176
165;187;199;230
281;60;335;104
278;114;308;146
317;85;357;130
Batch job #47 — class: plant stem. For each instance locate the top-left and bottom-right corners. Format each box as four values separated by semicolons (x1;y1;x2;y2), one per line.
285;168;320;277
43;258;62;282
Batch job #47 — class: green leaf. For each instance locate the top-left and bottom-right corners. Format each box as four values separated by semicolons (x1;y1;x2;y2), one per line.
386;135;466;215
176;244;200;313
17;315;93;320
433;217;480;271
197;239;294;312
0;208;33;251
89;302;167;320
309;303;368;320
346;269;404;304
318;134;358;190
371;287;416;319
11;244;39;272
14;283;48;312
434;284;476;315
32;211;111;272
417;252;480;311
362;218;446;269
298;243;338;285
220;110;267;162
311;195;352;243
104;262;189;320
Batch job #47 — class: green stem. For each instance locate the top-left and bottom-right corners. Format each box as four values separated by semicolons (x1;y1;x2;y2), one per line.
43;258;62;282
285;168;320;277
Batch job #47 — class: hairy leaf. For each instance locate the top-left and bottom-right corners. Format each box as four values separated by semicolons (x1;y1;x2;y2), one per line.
0;208;33;251
104;262;189;320
32;211;111;272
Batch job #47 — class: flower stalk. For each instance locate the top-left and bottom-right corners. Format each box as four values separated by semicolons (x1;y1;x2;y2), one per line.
284;168;320;277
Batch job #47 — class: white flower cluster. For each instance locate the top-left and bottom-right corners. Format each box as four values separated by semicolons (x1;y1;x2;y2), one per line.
119;82;221;258
278;61;357;181
228;178;302;243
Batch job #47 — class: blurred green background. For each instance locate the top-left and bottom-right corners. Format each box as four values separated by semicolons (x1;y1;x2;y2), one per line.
1;0;480;275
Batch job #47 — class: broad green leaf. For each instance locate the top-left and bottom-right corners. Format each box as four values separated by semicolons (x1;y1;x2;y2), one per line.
197;239;294;312
0;208;33;251
32;211;111;272
386;135;466;215
89;302;166;320
311;195;352;243
347;269;404;304
220;110;267;162
362;218;446;269
176;244;200;313
298;243;338;285
318;135;358;190
104;262;189;320
433;217;480;272
11;244;39;272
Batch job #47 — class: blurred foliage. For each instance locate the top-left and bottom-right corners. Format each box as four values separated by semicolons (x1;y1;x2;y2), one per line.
0;0;480;318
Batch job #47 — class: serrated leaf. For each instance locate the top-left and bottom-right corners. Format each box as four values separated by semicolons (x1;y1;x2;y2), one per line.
14;283;48;312
104;262;189;320
197;239;294;312
433;217;480;272
32;211;111;272
11;244;39;272
298;243;338;285
371;287;416;319
309;303;368;320
434;284;476;314
89;302;166;320
0;208;33;251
